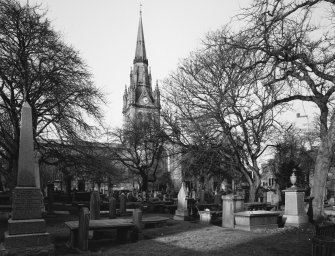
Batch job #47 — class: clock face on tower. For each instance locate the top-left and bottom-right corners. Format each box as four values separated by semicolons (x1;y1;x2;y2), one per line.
142;97;149;104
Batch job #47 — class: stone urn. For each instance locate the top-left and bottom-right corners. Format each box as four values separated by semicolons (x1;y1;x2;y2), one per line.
290;171;297;187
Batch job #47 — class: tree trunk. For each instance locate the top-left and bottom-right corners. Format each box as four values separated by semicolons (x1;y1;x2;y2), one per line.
140;175;148;192
249;184;257;202
311;112;335;221
140;175;149;201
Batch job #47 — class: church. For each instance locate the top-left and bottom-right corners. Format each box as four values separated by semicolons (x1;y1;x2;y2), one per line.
37;11;183;194
119;11;182;192
122;11;161;126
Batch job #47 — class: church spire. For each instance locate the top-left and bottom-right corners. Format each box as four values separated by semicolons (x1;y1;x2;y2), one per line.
134;10;148;65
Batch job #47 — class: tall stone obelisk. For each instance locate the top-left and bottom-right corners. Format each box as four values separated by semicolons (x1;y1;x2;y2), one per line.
3;102;54;255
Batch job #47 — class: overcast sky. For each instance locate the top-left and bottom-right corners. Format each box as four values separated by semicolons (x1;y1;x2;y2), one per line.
19;0;254;128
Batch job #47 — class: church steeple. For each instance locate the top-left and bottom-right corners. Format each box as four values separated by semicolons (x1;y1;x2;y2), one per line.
123;10;160;126
134;12;148;65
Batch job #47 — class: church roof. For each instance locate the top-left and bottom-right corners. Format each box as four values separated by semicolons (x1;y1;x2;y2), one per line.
134;13;148;65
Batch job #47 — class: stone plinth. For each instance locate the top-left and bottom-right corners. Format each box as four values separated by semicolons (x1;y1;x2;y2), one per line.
8;218;46;235
234;211;280;231
174;183;189;220
12;187;42;220
222;195;244;228
283;187;309;227
4;232;51;249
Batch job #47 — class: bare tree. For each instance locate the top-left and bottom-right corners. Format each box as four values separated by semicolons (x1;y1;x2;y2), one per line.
218;0;335;220
162;39;284;201
108;118;167;193
0;0;105;187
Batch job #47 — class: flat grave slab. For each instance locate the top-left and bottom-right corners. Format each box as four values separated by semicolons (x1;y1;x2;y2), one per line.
234;210;280;231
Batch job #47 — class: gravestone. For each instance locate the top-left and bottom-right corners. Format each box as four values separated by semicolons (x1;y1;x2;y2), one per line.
78;207;90;251
90;191;100;220
222;194;244;228
173;182;189;220
130;209;142;242
3;102;54;255
109;197;117;219
120;193;126;215
133;208;143;232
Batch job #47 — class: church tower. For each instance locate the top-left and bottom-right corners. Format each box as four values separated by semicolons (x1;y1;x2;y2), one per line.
123;11;160;126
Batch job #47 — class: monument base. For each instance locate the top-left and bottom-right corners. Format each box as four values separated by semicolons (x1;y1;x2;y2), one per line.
173;209;189;220
12;187;42;220
283;214;309;227
0;242;54;256
4;231;52;249
8;218;46;235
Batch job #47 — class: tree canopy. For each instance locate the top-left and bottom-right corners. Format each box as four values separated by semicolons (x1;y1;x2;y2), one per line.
0;0;105;187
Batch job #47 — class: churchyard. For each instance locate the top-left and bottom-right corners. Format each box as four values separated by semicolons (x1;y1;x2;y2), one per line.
0;195;313;256
0;101;324;255
3;0;335;255
0;169;321;255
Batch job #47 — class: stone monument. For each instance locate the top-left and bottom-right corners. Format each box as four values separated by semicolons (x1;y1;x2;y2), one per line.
173;182;189;220
90;191;100;220
109;196;117;219
282;171;309;227
3;102;54;255
119;193;126;215
222;194;244;228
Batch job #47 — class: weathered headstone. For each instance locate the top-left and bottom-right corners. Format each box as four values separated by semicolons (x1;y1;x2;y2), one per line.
133;208;143;232
173;182;189;220
222;194;244;228
90;191;100;220
78;207;90;251
4;102;54;255
109;196;117;219
119;193;126;215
